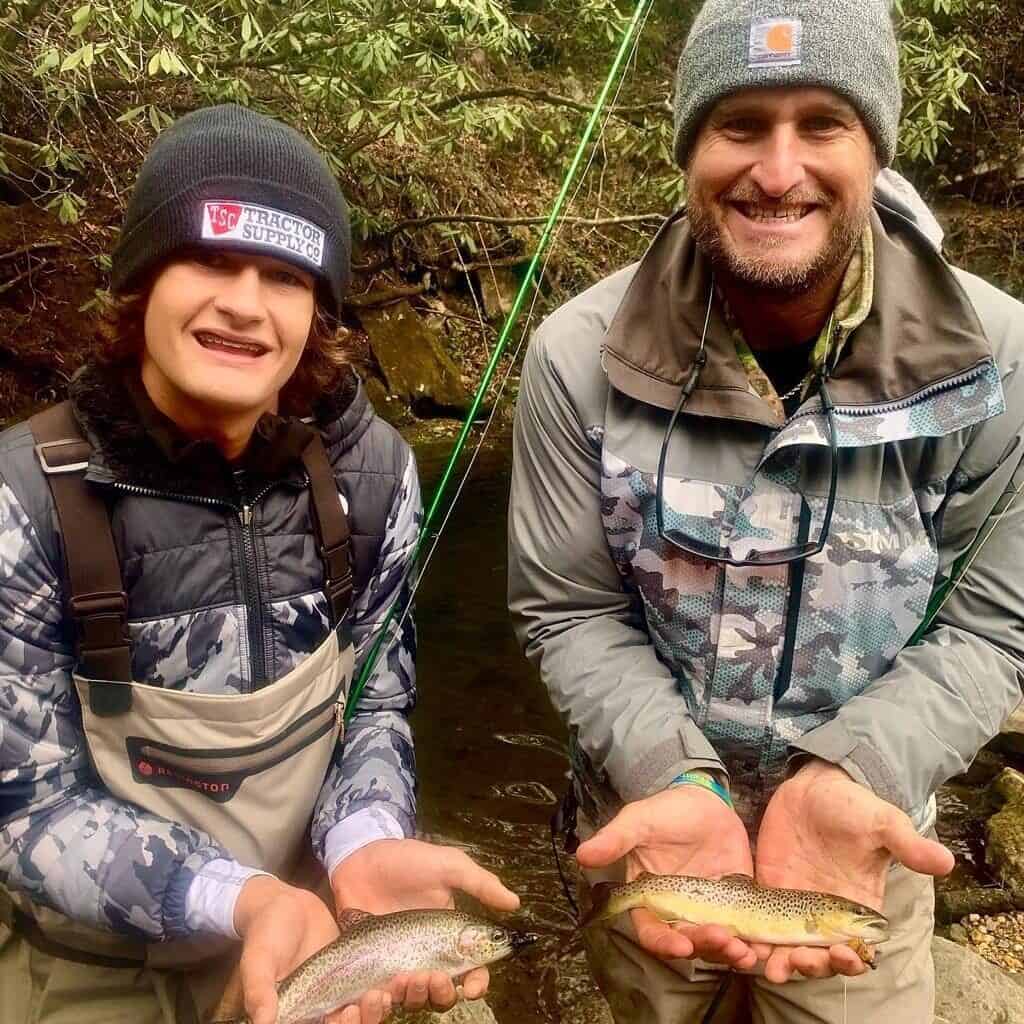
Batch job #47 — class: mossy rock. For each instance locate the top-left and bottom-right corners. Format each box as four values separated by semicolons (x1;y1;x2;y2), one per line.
986;769;1024;897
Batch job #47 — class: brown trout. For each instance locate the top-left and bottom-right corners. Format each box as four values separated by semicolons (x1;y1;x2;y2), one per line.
223;909;537;1023
582;873;889;965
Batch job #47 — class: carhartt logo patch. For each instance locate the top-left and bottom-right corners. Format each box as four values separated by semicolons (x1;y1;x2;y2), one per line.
749;16;803;69
201;201;325;267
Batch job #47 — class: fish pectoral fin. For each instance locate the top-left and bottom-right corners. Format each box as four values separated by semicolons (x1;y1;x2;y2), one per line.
337;908;374;931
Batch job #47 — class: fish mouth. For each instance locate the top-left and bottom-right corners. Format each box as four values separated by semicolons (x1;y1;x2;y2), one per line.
510;931;540;954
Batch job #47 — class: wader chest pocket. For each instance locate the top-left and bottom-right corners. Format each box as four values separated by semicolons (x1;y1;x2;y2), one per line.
125;696;342;803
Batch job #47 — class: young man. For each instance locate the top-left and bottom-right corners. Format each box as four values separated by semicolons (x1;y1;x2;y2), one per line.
509;1;1024;1021
0;104;518;1024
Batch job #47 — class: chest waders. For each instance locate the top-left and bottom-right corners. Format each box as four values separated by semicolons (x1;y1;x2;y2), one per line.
3;401;355;1013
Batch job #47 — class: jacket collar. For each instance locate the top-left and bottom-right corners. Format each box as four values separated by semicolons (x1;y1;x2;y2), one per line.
70;361;369;501
601;202;995;429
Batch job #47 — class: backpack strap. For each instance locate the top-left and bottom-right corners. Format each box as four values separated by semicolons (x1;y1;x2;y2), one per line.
300;434;353;628
29;403;133;713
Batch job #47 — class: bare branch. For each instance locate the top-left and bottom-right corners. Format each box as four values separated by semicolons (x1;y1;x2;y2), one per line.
0;242;60;263
344;282;429;308
387;211;666;242
427;87;670;120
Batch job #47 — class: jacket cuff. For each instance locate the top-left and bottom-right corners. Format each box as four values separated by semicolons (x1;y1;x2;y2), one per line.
788;719;907;810
616;723;726;803
322;806;408;878
184;860;273;939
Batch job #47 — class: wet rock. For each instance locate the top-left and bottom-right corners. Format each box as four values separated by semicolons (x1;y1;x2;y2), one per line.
362;374;413;428
479;268;520;321
937;886;1021;924
358;301;471;417
405;999;498;1024
949;922;970;945
934;936;1024;1023
989;705;1024;758
986;768;1024;897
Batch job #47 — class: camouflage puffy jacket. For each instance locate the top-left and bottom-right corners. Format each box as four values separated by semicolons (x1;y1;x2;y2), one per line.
509;201;1024;832
0;364;420;940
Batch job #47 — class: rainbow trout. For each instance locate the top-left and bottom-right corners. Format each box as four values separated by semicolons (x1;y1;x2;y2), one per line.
224;909;537;1023
582;873;888;965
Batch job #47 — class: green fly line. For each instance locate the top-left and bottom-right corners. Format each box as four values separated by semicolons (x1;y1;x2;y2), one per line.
344;0;655;722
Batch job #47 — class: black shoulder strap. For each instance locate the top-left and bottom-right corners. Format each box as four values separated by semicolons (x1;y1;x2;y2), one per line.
300;433;353;627
29;403;133;712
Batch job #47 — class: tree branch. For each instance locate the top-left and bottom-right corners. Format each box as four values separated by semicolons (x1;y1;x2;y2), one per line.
427;86;670;120
0;242;60;263
345;282;429;308
386;211;666;243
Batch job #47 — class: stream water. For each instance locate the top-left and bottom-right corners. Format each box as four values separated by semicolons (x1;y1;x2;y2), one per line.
408;432;1013;1023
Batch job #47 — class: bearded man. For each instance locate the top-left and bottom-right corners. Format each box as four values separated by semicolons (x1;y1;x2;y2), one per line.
508;1;1024;1021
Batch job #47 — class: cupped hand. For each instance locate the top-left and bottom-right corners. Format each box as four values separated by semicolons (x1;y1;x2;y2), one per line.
754;758;954;984
329;838;521;1015
576;786;760;969
234;875;343;1024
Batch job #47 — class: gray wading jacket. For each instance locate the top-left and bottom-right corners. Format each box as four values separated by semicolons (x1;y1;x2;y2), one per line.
0;364;420;940
509;201;1024;832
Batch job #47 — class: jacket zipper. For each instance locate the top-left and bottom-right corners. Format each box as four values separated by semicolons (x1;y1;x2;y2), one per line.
109;479;277;690
773;501;811;705
792;361;991;422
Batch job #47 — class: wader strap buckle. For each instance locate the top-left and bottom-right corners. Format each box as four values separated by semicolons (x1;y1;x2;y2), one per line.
29;403;134;707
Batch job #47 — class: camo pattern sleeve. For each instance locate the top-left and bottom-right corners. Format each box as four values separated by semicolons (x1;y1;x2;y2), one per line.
0;475;231;940
311;449;421;870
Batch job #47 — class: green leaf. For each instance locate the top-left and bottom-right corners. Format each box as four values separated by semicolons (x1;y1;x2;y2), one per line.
69;3;93;37
82;42;95;68
159;48;173;74
60;47;86;73
347;109;366;131
116;105;147;123
131;0;144;19
148;104;162;133
147;50;161;76
241;14;252;42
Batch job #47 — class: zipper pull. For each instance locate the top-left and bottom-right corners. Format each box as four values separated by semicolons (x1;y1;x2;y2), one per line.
240;505;253;527
334;703;345;728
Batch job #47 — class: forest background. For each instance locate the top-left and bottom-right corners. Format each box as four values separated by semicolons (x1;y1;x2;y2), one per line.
0;0;1022;428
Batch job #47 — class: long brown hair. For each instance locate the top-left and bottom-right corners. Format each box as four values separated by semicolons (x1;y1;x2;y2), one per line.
96;280;352;416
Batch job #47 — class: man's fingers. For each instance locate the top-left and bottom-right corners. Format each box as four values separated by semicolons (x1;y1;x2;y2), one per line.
763;947;795;984
883;816;955;878
444;850;520;911
789;946;834;979
240;951;279;1024
631;908;694;959
427;971;457;1010
828;943;869;977
462;966;490;1000
403;971;432;1010
574;809;639;869
676;924;756;969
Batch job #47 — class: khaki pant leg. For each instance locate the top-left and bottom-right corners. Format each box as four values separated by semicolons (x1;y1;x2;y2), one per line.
0;920;190;1024
583;917;752;1024
750;863;935;1024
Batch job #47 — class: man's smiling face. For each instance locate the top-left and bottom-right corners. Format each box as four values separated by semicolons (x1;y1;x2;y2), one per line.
141;249;316;425
686;86;877;295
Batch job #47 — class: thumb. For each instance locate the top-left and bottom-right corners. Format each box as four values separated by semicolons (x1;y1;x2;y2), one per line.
447;850;521;912
241;949;279;1024
881;813;955;878
575;809;639;869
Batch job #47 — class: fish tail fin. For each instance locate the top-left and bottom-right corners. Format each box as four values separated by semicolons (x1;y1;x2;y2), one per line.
580;882;619;928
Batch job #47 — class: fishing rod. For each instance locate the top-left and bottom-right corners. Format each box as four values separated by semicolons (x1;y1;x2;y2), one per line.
344;0;656;723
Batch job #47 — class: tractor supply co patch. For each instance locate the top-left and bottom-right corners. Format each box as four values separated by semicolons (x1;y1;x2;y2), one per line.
201;201;325;268
748;17;803;69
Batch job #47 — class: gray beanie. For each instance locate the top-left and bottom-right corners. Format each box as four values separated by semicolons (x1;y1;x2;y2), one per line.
673;0;901;166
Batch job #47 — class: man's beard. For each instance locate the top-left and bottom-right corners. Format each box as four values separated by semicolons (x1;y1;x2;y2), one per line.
687;184;871;298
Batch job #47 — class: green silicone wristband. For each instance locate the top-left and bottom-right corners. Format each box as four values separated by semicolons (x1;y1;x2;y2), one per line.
667;770;734;809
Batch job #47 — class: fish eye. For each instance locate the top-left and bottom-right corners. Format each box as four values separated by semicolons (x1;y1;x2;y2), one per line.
491;928;504;941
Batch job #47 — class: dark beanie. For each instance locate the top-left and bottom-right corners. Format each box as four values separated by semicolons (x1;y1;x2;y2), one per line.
110;104;351;318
